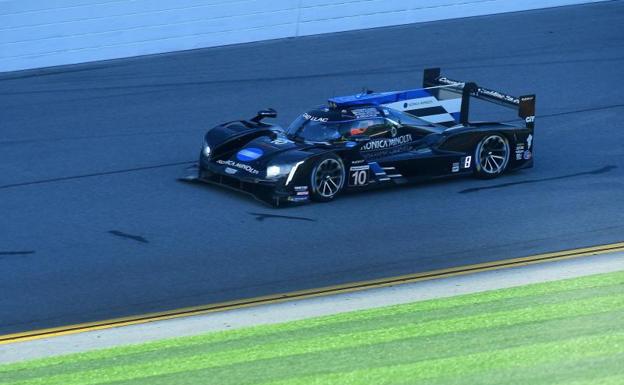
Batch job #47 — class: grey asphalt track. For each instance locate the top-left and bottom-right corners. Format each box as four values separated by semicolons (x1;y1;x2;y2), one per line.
1;1;623;335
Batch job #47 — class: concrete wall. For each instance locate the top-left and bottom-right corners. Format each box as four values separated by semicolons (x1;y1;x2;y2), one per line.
0;0;608;73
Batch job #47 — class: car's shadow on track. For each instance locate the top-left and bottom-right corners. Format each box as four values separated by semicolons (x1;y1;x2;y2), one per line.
178;168;518;209
458;165;617;194
177;164;617;210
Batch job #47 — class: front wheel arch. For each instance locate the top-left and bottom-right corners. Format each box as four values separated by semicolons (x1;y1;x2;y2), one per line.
308;153;346;202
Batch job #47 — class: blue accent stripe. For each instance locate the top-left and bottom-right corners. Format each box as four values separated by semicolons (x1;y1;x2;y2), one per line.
369;162;384;175
329;89;431;107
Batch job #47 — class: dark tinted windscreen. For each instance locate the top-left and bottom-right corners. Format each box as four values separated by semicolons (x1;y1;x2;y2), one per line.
286;115;346;142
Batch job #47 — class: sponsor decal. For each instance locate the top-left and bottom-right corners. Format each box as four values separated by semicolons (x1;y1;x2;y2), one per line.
515;143;526;161
390;126;398;138
225;167;237;175
294;186;308;192
438;77;462;86
303;113;328;122
361;134;413;151
217;159;260;175
364;146;406;160
351;108;379;119
351;159;365;165
403;99;435;109
527;134;533;150
478;88;519;104
288;196;309;202
345;141;358;148
523;150;532;160
525;116;535;124
236;147;263;162
452;162;460;173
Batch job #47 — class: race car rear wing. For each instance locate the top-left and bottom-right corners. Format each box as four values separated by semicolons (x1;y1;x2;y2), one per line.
423;68;536;129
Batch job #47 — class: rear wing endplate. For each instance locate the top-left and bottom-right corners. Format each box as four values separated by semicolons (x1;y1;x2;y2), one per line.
423;68;536;129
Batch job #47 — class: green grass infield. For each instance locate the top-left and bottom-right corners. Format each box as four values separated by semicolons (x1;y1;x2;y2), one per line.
2;270;624;385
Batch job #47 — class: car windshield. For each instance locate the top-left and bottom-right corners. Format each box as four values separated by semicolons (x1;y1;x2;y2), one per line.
286;115;356;142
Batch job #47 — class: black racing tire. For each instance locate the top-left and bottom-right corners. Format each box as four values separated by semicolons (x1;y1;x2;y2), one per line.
309;154;346;202
473;134;510;179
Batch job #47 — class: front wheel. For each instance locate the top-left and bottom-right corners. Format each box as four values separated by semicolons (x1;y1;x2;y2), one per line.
474;134;510;179
309;154;345;202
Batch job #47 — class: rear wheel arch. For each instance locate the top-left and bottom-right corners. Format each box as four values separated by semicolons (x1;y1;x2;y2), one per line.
473;132;511;179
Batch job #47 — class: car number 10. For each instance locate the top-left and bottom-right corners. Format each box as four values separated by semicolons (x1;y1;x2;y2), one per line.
349;166;369;186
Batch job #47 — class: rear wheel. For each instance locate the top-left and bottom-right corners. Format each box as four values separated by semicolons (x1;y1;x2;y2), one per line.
474;134;510;179
309;155;345;202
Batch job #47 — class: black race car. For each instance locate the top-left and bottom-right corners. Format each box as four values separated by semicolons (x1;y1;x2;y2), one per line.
188;68;535;206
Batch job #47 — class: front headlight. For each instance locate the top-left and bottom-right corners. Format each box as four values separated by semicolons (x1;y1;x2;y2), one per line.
266;164;291;179
202;142;211;158
266;161;305;184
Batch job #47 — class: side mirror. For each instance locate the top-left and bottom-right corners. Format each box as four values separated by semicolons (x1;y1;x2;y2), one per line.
251;108;277;123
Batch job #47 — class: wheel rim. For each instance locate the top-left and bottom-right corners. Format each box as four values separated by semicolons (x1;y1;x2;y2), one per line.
477;135;509;174
313;158;344;198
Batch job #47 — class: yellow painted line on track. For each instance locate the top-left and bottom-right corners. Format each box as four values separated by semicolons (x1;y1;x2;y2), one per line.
2;241;623;345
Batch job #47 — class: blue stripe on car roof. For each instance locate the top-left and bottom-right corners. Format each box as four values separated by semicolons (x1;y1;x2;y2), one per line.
329;88;431;107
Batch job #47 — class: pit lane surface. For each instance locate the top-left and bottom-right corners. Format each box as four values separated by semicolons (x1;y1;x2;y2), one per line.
1;1;623;335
